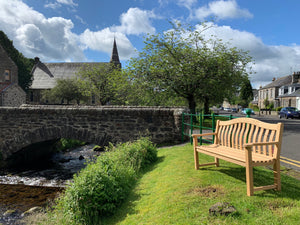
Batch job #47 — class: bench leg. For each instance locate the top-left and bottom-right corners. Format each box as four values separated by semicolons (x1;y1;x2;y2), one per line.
246;164;254;196
194;150;199;170
215;157;219;167
274;160;281;191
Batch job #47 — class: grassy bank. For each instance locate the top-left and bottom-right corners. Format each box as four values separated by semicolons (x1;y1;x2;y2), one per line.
26;144;300;224
102;144;300;225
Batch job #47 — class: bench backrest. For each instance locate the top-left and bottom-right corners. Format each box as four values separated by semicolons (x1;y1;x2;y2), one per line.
215;118;283;158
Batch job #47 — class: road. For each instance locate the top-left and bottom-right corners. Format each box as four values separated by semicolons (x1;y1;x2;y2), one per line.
252;114;300;172
221;111;300;171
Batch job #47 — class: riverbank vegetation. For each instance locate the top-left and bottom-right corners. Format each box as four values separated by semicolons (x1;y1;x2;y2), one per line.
25;143;300;225
28;137;157;224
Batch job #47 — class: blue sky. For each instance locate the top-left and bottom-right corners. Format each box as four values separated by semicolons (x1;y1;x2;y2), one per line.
1;0;300;88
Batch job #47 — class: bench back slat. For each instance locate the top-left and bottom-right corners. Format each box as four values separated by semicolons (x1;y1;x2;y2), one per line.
214;118;283;158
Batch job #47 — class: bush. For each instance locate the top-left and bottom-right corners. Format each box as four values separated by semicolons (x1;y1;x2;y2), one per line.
55;137;157;224
276;107;283;112
56;138;85;151
250;104;259;111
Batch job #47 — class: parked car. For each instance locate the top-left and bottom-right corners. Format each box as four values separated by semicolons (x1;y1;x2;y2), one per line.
231;108;237;113
224;107;231;112
278;107;300;119
241;108;255;115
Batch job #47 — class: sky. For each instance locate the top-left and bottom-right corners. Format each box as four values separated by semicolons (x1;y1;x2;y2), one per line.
1;0;300;89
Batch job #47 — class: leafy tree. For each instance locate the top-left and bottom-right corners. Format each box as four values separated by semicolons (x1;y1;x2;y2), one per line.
126;22;252;114
239;78;253;107
76;63;129;105
126;76;187;106
0;30;34;91
42;78;88;104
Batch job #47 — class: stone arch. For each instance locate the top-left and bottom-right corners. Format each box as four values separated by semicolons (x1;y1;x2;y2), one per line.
1;126;111;160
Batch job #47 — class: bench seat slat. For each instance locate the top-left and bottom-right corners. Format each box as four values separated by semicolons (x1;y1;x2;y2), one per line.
195;145;274;166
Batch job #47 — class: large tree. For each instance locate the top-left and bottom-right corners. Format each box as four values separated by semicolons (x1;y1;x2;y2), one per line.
239;78;254;107
42;78;88;104
126;22;252;114
0;30;34;92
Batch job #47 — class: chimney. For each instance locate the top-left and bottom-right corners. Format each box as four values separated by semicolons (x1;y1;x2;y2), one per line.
34;57;40;64
272;77;276;82
292;71;300;83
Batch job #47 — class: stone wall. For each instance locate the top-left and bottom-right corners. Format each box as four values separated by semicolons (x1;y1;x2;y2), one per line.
0;44;18;83
0;105;187;161
1;83;26;106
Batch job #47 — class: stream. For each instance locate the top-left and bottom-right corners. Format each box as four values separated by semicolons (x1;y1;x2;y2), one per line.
0;144;101;225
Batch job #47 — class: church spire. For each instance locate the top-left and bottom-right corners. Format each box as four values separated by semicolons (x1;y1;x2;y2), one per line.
110;37;121;67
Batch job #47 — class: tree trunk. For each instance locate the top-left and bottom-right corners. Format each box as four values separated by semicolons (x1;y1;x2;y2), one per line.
204;96;210;114
187;95;196;114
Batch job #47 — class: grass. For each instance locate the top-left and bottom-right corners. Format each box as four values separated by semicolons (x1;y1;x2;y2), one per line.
25;144;300;225
101;144;300;225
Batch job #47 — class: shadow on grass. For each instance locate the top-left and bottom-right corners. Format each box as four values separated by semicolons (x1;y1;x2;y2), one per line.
101;156;165;224
200;165;300;200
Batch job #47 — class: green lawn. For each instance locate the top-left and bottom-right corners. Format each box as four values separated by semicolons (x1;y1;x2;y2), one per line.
101;144;300;225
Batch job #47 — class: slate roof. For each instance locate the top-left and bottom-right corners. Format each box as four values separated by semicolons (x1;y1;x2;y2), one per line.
262;75;292;89
30;62;107;89
30;38;121;90
278;88;300;98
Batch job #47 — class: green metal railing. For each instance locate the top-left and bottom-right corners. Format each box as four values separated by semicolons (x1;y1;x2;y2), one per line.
182;112;241;144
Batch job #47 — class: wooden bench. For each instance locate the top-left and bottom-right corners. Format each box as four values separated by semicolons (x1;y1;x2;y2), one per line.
193;118;284;196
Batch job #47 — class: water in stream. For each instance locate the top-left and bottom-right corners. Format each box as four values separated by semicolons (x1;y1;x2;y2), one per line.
0;144;101;225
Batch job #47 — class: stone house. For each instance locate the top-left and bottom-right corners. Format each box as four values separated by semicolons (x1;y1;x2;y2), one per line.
0;43;26;107
28;38;121;105
277;77;300;109
258;73;300;109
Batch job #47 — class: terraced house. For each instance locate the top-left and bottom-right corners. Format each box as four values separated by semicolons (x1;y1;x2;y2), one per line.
258;72;300;110
0;43;26;107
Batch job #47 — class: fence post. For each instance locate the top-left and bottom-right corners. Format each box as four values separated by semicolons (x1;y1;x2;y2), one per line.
211;112;215;143
190;113;193;144
181;112;185;142
199;112;203;145
229;114;233;120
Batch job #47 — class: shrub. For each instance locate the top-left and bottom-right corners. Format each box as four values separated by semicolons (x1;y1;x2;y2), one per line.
276;106;283;112
56;138;85;151
55;137;157;224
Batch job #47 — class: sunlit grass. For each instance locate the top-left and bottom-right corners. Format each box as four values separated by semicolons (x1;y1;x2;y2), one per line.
102;144;300;225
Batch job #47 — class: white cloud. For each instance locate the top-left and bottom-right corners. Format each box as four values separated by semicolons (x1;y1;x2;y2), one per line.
80;28;137;60
193;0;253;20
57;0;78;7
195;23;300;88
114;8;157;35
177;0;197;10
0;1;148;62
45;0;78;9
0;0;85;62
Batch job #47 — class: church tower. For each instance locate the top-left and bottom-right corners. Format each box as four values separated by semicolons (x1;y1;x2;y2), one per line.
110;37;121;68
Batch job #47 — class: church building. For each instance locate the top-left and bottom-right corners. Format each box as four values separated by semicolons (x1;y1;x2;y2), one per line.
28;38;121;105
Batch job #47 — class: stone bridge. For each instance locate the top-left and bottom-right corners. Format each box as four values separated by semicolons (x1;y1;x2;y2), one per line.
0;105;186;164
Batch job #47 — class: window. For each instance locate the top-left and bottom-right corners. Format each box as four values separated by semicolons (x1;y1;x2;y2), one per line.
4;70;10;82
30;91;34;102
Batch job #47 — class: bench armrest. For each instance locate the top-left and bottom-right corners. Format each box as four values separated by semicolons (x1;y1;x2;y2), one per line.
192;133;217;138
244;141;280;148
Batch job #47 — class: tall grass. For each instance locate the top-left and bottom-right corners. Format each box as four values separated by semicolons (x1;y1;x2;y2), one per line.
51;137;157;224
